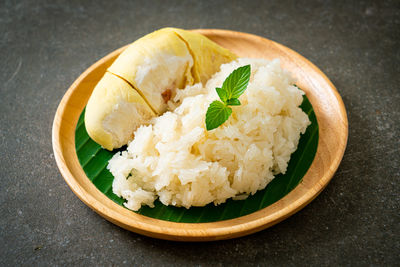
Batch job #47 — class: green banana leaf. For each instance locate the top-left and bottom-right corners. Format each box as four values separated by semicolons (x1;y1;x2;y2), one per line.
75;95;318;223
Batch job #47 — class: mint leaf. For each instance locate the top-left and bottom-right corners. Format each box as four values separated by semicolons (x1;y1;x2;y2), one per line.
216;87;228;103
205;65;251;131
222;64;251;100
226;98;241;106
205;100;232;130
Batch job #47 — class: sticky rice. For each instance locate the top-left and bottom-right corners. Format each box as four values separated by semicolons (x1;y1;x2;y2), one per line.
107;58;310;211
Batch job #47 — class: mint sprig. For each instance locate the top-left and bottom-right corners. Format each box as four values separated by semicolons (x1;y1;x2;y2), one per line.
205;65;251;131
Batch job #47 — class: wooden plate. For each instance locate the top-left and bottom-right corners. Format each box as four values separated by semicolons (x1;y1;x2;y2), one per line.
52;29;348;241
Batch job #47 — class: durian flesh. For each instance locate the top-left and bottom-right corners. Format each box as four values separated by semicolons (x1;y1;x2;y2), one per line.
108;28;194;114
85;72;156;151
85;28;237;150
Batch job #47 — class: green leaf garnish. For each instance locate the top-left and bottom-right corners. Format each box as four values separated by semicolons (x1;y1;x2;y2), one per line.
205;101;232;130
226;98;241;106
205;65;251;130
216;87;228;103
222;64;251;99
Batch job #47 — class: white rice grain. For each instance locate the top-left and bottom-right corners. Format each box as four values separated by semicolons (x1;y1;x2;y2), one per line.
108;58;310;210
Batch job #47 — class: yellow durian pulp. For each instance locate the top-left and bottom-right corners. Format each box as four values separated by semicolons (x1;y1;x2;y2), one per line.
108;28;194;114
85;28;237;150
171;28;237;85
84;72;155;151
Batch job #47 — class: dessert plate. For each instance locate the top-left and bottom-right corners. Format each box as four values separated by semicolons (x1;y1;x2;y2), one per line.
52;29;348;241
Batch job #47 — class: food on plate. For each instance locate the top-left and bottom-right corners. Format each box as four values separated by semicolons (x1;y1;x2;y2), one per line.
85;27;236;150
107;58;310;211
85;73;156;150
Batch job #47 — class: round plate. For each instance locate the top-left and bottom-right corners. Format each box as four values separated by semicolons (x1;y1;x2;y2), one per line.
52;29;348;241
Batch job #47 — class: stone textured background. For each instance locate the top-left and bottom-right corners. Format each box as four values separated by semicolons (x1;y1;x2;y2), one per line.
0;0;399;266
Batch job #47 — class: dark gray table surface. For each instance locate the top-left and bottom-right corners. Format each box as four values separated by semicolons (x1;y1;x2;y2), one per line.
1;0;399;266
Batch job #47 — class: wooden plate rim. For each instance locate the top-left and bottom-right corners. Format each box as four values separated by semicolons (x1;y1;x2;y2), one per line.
52;29;348;241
